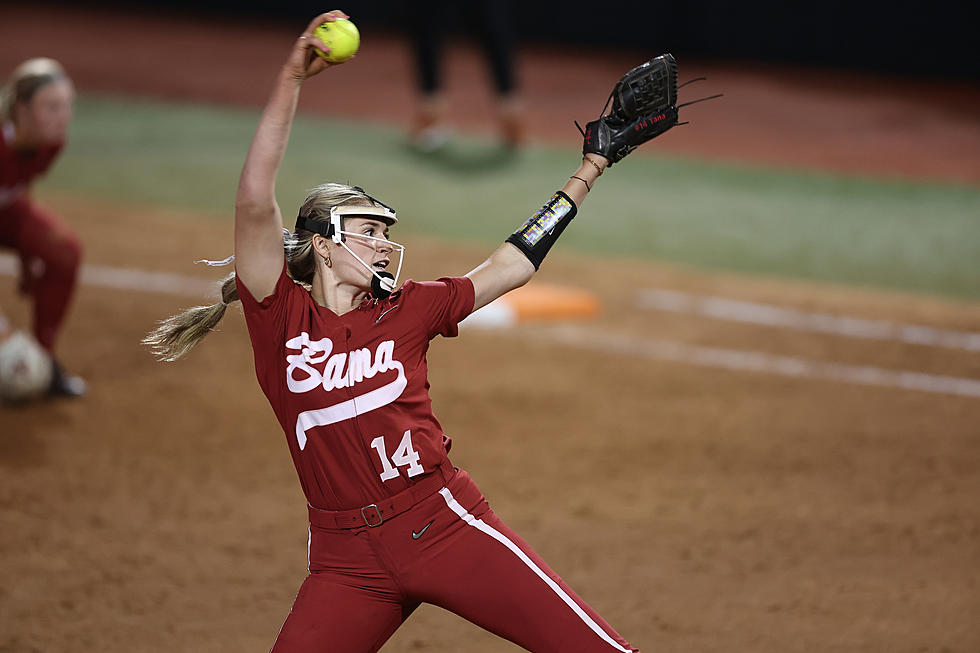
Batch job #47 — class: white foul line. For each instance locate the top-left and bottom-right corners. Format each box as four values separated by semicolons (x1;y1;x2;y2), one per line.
534;324;980;399
4;253;978;398
636;288;980;352
0;253;218;300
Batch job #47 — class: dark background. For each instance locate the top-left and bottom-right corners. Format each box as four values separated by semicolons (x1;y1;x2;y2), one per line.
21;0;977;80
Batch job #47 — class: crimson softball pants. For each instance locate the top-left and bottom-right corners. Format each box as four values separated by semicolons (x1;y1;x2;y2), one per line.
0;198;82;351
271;470;639;653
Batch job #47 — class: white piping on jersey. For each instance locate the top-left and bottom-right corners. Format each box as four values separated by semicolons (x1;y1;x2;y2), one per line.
438;488;633;653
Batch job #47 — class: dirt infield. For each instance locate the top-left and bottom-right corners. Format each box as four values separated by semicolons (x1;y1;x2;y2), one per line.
2;5;980;653
3;196;979;653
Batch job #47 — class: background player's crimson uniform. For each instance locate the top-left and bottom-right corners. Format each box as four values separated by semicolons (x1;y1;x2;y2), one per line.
237;266;639;653
0;122;82;350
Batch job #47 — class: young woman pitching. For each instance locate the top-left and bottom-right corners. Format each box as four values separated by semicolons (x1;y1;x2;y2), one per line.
146;8;701;651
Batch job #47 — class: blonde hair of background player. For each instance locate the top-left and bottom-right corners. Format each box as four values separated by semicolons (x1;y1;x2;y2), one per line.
0;58;68;124
143;183;385;362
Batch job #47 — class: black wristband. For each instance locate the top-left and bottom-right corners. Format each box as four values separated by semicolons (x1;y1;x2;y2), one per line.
505;191;578;270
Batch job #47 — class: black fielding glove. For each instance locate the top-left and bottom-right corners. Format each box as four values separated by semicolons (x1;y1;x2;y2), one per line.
582;107;678;165
611;54;678;119
577;53;720;166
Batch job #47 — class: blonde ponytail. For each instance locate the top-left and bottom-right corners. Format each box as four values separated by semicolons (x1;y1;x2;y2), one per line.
142;273;238;361
144;182;386;361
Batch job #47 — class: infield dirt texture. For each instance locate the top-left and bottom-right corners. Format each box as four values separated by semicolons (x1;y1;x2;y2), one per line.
1;6;979;653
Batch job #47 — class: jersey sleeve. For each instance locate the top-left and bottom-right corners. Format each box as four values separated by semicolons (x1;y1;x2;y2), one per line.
404;276;476;340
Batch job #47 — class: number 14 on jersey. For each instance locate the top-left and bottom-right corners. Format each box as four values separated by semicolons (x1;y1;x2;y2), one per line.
370;430;424;481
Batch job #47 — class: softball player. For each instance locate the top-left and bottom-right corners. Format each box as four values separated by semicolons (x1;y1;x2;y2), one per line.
0;58;85;396
145;10;677;651
0;303;9;342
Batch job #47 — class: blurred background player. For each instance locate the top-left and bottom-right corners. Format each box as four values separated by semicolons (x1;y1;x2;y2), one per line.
0;302;9;343
408;0;524;151
0;58;85;397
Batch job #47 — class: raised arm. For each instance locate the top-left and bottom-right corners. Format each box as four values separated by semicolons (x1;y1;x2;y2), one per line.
234;11;348;301
466;52;715;312
466;154;608;311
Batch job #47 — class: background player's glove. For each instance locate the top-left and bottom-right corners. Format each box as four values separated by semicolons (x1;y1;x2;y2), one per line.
577;53;721;166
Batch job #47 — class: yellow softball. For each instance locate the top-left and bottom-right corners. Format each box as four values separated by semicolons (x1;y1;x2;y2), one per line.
313;18;360;63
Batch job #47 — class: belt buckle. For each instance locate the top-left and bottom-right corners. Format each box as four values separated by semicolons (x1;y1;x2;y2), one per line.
360;504;383;528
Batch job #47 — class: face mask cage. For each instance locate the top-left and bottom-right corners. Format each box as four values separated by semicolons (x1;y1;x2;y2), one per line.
335;233;404;297
329;205;404;297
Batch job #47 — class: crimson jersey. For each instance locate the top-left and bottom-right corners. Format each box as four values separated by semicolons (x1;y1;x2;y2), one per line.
237;263;475;510
0;123;62;211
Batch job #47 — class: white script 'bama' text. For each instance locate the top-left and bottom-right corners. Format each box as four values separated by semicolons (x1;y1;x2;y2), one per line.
285;333;408;449
286;332;398;394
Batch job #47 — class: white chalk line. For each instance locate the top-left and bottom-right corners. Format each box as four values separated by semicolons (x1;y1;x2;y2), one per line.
636;288;980;352
0;253;218;300
532;324;980;399
3;254;978;398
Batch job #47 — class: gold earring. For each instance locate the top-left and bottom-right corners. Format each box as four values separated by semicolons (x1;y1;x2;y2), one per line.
324;256;332;268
